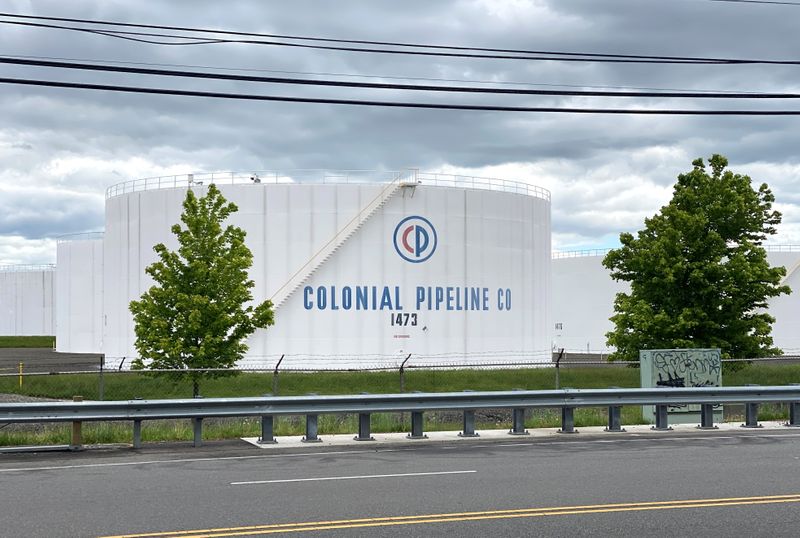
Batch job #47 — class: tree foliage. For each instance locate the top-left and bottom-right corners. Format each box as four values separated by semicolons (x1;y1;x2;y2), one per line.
603;155;790;365
129;184;274;396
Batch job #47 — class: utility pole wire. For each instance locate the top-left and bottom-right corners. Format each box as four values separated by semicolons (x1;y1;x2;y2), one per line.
3;76;800;114
2;56;800;98
1;13;799;65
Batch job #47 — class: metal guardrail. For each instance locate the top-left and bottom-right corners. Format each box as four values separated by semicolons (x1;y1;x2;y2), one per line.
1;386;799;450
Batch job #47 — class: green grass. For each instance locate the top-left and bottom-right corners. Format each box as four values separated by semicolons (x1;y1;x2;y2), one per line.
3;363;800;401
0;335;55;348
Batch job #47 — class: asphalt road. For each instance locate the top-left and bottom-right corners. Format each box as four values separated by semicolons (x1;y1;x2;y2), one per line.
1;430;799;537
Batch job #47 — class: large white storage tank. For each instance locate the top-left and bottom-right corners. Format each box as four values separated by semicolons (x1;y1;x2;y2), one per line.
56;232;104;353
103;171;551;368
552;247;800;355
0;265;56;336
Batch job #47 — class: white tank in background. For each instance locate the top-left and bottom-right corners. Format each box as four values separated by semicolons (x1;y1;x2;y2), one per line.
551;246;800;355
0;264;55;336
55;232;104;354
102;170;552;369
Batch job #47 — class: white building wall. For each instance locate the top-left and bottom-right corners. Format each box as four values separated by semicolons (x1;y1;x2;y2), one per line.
551;254;627;354
765;250;800;354
56;235;104;353
0;266;55;336
103;179;551;368
552;248;800;355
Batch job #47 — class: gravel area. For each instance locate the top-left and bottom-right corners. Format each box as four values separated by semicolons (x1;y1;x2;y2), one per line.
0;393;60;403
0;348;102;373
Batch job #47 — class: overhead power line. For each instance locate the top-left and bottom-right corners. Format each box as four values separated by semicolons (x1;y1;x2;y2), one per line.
0;19;717;63
0;12;798;65
2;56;800;99
708;0;800;5
11;54;760;94
2;76;800;114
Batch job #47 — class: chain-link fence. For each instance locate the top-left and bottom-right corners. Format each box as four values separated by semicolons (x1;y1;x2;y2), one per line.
1;354;799;402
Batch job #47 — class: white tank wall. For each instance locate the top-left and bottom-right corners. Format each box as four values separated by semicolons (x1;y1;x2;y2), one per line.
551;255;628;353
552;249;800;355
104;182;551;368
56;237;104;353
0;266;55;336
765;251;800;354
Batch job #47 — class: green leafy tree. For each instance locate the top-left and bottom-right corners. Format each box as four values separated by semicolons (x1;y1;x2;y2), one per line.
603;155;790;367
130;184;274;396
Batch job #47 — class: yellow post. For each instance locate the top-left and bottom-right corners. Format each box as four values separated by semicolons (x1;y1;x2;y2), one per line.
70;395;83;451
18;361;23;389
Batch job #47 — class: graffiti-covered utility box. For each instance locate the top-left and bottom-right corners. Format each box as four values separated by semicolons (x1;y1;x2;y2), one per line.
640;348;723;425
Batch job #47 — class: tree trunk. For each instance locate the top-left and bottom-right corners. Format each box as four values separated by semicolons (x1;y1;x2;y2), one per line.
193;379;200;398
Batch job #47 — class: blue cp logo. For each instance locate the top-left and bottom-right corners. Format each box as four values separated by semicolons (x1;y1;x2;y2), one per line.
393;216;437;263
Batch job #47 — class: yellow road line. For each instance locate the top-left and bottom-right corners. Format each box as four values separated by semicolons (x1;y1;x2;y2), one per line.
100;493;800;538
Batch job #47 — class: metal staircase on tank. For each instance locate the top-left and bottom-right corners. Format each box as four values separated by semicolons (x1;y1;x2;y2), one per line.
269;173;417;310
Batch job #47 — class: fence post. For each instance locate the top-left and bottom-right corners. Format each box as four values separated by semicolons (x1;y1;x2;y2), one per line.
399;354;412;392
70;395;83;451
18;361;23;389
99;356;105;401
272;355;284;396
554;348;564;390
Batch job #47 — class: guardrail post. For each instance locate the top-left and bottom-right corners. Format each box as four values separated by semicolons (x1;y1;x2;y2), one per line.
70;395;83;451
459;410;479;437
604;386;625;432
303;414;322;443
558;406;578;434
192;418;203;447
509;408;529;435
742;402;762;428
354;413;374;441
786;384;800;428
698;403;718;430
741;384;762;428
605;406;625;432
652;404;672;431
132;420;142;449
407;411;427;439
789;402;800;427
259;415;277;444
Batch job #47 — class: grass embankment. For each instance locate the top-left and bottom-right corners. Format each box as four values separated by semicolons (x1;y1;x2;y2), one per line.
2;363;798;446
0;336;55;348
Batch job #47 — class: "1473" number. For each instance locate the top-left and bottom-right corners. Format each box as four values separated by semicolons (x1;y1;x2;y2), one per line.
390;313;418;326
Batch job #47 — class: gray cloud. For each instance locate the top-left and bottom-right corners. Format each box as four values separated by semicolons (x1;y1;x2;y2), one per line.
1;0;800;262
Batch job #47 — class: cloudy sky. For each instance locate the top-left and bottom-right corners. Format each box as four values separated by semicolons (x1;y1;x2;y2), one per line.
1;0;799;264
